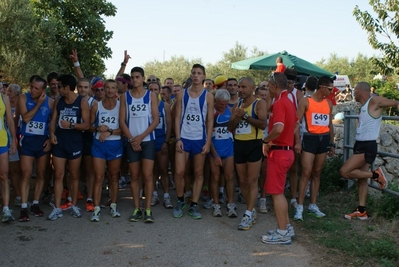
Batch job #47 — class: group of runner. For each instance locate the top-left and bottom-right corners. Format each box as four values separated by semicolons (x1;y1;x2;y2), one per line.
1;50;398;246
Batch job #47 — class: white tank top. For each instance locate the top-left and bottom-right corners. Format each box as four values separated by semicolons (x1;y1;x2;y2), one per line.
180;89;207;140
356;97;382;141
96;100;120;141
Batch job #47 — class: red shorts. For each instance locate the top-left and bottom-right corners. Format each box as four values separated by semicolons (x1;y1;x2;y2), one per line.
265;150;294;195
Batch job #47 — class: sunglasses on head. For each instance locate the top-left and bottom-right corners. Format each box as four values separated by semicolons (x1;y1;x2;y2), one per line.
147;78;157;82
94;88;104;92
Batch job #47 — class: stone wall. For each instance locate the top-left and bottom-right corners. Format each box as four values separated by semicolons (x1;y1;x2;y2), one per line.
332;102;399;183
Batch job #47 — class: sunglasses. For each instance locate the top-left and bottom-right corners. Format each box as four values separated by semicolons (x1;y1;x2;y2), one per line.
321;85;333;91
94;88;104;92
147;78;157;82
269;73;276;84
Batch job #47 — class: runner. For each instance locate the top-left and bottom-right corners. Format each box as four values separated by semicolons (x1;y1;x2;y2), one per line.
173;64;214;219
18;76;54;222
90;79;123;222
119;67;159;223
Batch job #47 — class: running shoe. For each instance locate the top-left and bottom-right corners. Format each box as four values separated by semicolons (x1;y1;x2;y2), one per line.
30;204;44;217
238;214;252;230
261;230;292;245
129;208;143;222
212;204;222;217
188;204;202;219
267;224;295;238
163;197;173;209
60;200;72;211
258;198;267;214
47;207;63;221
151;195;159;206
294;205;303;221
70;205;82;218
91;206;101;222
374;167;388;189
203;198;214;209
227;202;237;218
19;208;30;222
144;209;154;223
308;204;326;218
78;190;84;200
2;208;15;223
173;200;186;218
14;198;22;207
110;203;121;218
61;188;68;200
219;192;226;205
118;177;127;189
86;200;94;212
237;193;246;204
344;209;368;220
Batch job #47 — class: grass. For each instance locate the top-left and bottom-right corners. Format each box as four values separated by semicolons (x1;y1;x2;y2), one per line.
292;189;399;267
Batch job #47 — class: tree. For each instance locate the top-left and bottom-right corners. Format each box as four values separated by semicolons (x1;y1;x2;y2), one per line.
31;0;117;76
354;1;399;75
0;0;60;83
315;53;375;83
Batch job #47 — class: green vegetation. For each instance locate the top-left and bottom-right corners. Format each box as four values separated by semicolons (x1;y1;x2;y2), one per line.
295;158;399;266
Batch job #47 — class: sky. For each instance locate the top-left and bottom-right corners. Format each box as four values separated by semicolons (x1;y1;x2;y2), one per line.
103;0;377;76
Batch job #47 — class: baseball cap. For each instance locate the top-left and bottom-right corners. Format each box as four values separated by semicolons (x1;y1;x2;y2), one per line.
214;75;228;87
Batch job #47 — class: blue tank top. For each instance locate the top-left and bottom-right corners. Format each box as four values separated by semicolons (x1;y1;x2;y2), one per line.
21;93;51;136
155;101;166;138
55;95;83;136
212;107;233;153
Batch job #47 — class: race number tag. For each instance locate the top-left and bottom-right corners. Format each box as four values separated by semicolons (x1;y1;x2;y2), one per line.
130;103;148;117
311;113;329;126
26;121;45;135
235;120;251;135
156;117;164;129
184;113;201;126
213;127;230;140
58;110;77;129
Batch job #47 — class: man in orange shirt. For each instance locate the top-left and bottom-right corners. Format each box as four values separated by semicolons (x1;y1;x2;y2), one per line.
275;57;286;73
294;76;335;221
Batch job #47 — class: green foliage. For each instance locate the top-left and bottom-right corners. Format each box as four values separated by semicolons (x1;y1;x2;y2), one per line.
31;0;116;76
143;42;270;86
319;155;345;193
0;0;60;83
354;1;399;75
371;80;399;115
376;182;399;219
315;53;375;83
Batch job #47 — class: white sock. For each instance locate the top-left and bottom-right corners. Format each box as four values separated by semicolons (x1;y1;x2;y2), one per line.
21;203;28;209
290;199;297;204
86;198;93;202
67;197;72;202
164;193;170;199
32;200;39;205
244;210;252;217
153;191;158;197
219;187;224;193
3;206;9;212
277;229;288;236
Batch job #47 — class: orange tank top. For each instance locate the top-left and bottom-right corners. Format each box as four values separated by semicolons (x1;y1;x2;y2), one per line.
304;97;330;134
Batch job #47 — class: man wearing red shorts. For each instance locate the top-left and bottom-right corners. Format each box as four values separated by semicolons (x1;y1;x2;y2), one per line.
260;72;299;245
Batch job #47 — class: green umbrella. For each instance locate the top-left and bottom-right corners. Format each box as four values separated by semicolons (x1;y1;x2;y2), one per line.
231;51;335;78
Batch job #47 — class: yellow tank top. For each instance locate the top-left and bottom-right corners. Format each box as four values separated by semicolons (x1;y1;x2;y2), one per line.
0;94;8;147
234;98;262;141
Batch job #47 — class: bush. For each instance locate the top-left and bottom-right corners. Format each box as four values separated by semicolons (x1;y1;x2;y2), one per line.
320;155;345;194
376;182;399;220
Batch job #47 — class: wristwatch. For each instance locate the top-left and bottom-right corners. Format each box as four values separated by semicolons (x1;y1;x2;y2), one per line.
108;128;113;135
243;113;249;120
70;122;75;129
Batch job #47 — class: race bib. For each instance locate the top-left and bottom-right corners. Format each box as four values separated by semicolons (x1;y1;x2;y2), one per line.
235;120;251;135
26;121;45;135
311;113;329;127
58;110;77;129
156;117;164;130
184;113;201;126
213;127;231;140
100;116;117;129
130;103;148;117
